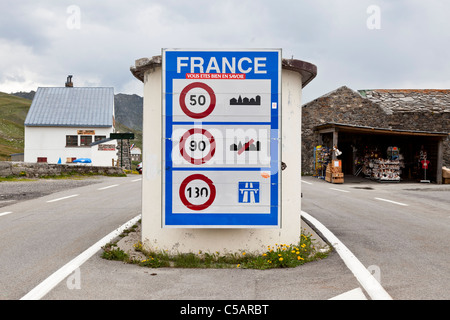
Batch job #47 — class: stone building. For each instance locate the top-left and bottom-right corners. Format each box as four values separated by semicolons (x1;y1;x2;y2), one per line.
302;86;449;183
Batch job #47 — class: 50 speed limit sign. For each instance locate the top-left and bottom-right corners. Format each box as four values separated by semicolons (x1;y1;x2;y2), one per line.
162;49;281;228
179;82;216;119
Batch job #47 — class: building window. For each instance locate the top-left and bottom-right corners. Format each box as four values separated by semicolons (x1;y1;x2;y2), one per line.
66;135;78;147
95;135;106;142
80;135;92;146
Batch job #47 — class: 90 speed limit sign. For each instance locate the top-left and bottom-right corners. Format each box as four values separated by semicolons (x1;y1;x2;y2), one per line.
179;128;216;165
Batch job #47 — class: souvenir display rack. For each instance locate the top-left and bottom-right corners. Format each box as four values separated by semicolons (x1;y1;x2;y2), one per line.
313;145;331;179
361;146;404;182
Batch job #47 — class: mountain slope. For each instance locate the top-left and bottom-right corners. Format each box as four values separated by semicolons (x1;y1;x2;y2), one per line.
114;93;143;131
0;92;30;160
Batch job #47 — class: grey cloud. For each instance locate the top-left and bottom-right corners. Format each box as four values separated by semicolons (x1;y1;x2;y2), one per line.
0;0;448;101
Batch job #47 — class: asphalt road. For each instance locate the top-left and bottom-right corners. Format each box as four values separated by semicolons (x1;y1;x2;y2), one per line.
301;175;450;300
0;175;142;300
1;174;366;301
2;174;448;301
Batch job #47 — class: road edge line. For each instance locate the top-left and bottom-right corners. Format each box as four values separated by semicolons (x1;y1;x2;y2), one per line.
20;214;142;300
301;210;393;300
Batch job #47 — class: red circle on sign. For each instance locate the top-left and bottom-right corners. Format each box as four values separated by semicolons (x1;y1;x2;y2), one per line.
179;82;216;119
179;128;216;165
179;174;216;211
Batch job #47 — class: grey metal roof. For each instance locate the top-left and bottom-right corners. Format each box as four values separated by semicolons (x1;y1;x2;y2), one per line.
24;87;114;127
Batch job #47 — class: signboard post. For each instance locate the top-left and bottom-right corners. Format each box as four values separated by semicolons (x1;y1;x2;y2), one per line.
162;49;281;228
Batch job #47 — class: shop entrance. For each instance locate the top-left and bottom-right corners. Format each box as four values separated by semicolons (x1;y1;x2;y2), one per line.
314;123;447;184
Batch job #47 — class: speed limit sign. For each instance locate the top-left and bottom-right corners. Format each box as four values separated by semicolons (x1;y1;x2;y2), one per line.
179;174;216;211
179;128;216;165
162;49;281;228
179;82;216;119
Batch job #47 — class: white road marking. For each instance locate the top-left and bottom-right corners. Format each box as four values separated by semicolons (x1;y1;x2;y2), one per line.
329;287;367;300
20;214;142;300
301;211;392;300
0;211;13;217
329;188;350;193
301;180;313;185
374;197;408;206
46;194;79;203
97;184;119;190
131;178;142;182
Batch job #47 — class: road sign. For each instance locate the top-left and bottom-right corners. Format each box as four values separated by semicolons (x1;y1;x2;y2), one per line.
179;174;216;211
162;49;281;228
178;128;216;165
110;133;135;140
179;82;216;119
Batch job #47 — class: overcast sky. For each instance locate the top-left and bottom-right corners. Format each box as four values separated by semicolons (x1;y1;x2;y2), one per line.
1;0;449;103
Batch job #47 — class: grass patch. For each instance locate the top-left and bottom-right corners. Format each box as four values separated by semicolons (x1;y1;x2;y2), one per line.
0;175;34;182
101;225;331;270
0;92;30;160
101;243;130;261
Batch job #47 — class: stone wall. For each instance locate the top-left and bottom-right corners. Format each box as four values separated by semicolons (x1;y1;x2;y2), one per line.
301;86;450;175
116;139;132;170
0;161;125;178
302;86;387;174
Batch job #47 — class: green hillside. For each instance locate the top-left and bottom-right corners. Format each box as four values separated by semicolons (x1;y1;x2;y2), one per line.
0;92;30;160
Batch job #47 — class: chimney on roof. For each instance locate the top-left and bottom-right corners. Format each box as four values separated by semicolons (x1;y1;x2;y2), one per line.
65;75;73;87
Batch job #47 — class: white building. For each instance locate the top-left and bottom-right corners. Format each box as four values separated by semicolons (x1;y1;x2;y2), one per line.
24;77;117;166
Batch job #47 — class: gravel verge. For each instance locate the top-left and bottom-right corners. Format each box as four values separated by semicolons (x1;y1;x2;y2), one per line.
0;176;108;208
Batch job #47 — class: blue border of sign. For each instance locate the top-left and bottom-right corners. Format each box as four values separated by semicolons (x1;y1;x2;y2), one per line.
162;49;281;228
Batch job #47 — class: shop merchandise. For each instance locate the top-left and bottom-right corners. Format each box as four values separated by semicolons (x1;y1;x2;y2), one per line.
360;146;404;182
325;159;344;184
313;145;331;178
